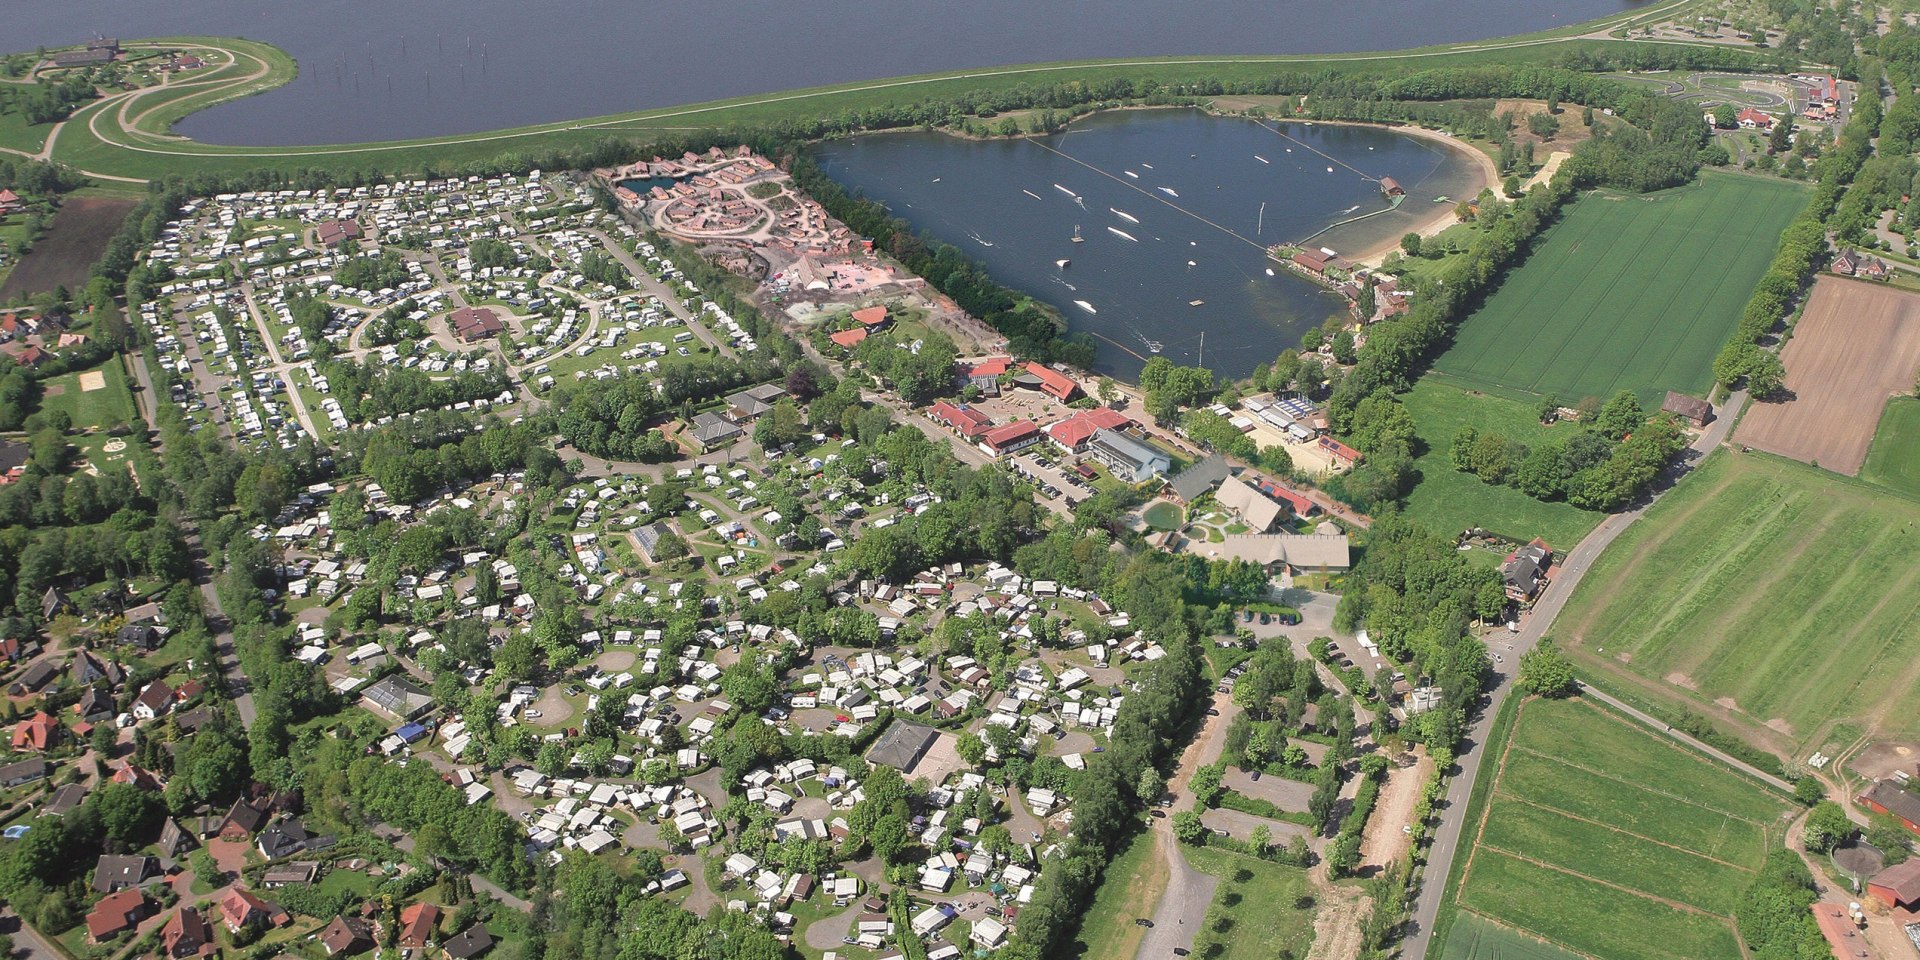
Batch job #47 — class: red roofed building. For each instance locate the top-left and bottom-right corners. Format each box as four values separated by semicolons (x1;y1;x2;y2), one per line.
929;401;993;439
968;357;1012;378
1023;362;1080;401
1736;108;1775;130
86;888;149;942
314;219;363;246
0;189;24;214
851;305;890;329
1867;859;1920;911
219;888;286;933
828;327;868;350
4;344;49;367
1264;484;1317;518
161;907;214;958
1317;436;1362;467
450;307;504;343
1291;250;1331;274
11;711;61;751
398;903;442;949
1045;407;1133;452
979;421;1043;457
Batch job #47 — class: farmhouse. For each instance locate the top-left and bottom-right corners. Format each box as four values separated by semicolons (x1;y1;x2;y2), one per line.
1859;780;1920;835
1661;391;1712;428
1086;428;1170;483
1867;859;1920;911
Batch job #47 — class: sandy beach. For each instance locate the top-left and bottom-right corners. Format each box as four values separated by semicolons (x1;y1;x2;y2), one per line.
1316;121;1499;268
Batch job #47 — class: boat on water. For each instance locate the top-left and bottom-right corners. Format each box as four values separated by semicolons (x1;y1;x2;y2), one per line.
932;178;941;182
1158;186;1179;198
1056;259;1071;269
1053;183;1078;198
1110;208;1139;224
1023;189;1043;200
1187;261;1197;267
1189;299;1204;306
1071;225;1084;243
1125;170;1140;179
1326;167;1335;173
1107;227;1138;241
1074;300;1097;314
1265;268;1276;276
1255;155;1269;164
1141;163;1154;169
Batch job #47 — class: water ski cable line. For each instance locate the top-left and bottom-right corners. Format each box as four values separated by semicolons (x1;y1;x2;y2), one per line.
1253;121;1378;181
1024;139;1267;251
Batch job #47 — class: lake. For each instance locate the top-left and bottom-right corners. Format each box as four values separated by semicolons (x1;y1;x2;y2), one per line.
12;0;1642;145
811;110;1484;381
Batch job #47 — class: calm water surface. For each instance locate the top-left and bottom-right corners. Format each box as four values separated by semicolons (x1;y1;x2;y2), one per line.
813;110;1481;381
14;0;1642;145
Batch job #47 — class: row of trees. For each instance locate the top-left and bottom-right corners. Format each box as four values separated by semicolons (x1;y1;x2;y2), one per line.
1450;391;1688;511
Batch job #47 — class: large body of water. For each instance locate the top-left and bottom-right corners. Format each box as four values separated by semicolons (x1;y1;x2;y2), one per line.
13;0;1641;145
812;110;1483;381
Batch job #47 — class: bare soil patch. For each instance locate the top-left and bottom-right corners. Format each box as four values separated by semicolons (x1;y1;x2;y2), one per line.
1847;741;1920;780
1359;751;1433;871
1735;277;1920;474
0;197;137;301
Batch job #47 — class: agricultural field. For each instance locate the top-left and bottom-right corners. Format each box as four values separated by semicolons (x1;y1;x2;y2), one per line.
0;196;137;301
1734;277;1920;475
1861;397;1920;498
1435;171;1807;410
1445;696;1788;960
38;359;137;431
1400;376;1605;545
1554;451;1920;755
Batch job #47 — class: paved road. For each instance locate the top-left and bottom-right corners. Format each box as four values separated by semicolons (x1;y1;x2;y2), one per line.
0;909;65;960
1134;694;1238;960
1402;391;1745;960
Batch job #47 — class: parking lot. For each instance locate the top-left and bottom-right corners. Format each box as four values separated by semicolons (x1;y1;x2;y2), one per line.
1008;453;1094;506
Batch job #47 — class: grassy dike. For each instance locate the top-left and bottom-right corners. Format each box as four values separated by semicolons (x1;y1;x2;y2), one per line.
8;0;1725;182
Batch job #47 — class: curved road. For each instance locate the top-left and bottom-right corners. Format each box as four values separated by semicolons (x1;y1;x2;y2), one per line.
1402;390;1746;960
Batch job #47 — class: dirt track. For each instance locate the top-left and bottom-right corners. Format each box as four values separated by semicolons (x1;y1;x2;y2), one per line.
0;197;136;300
1735;277;1920;474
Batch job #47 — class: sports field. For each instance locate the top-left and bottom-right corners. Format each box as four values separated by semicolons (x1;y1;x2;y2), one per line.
1862;397;1920;498
1447;696;1787;960
1435;172;1808;410
1555;451;1920;755
1401;376;1605;545
39;360;137;431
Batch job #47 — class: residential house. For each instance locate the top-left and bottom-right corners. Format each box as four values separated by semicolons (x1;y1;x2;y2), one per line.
1660;391;1712;428
133;680;175;721
75;686;113;722
219;798;268;840
688;411;743;451
218;888;286;933
725;383;787;422
0;758;49;787
157;818;195;858
321;915;374;956
10;659;58;696
1502;539;1553;605
257;818;311;859
160;907;213;959
40;586;71;620
450;307;504;343
93;854;159;893
11;711;61;751
85;888;149;943
444;924;495;960
260;862;320;887
117;623;164;651
398;903;442;949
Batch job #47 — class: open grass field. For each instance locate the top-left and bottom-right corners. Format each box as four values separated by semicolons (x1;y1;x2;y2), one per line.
1861;397;1920;498
39;359;136;431
0;196;137;301
1183;845;1319;960
1445;696;1787;960
1435;172;1808;410
1734;277;1920;475
1554;450;1920;755
1070;831;1163;960
1400;375;1605;545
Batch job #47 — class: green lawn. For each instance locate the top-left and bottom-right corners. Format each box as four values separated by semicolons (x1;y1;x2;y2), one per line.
1070;830;1161;960
1553;450;1920;753
1445;696;1786;960
1399;375;1605;545
1860;396;1920;498
40;359;137;431
1182;845;1318;960
1435;171;1809;410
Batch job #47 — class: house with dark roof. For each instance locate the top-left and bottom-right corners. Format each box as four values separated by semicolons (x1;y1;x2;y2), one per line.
725;383;787;422
865;721;940;776
117;623;164;651
257;818;312;860
1859;780;1920;835
1660;391;1712;428
133;679;175;721
1086;428;1170;484
93;854;159;893
450;307;504;343
157;818;195;858
10;659;58;696
41;586;71;620
443;924;494;960
321;915;374;956
41;782;88;817
0;758;48;787
632;522;678;564
73;650;125;689
1164;455;1230;504
688;411;743;451
219;798;268;840
86;888;149;942
361;675;432;721
1503;539;1553;605
260;861;320;887
75;686;113;722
